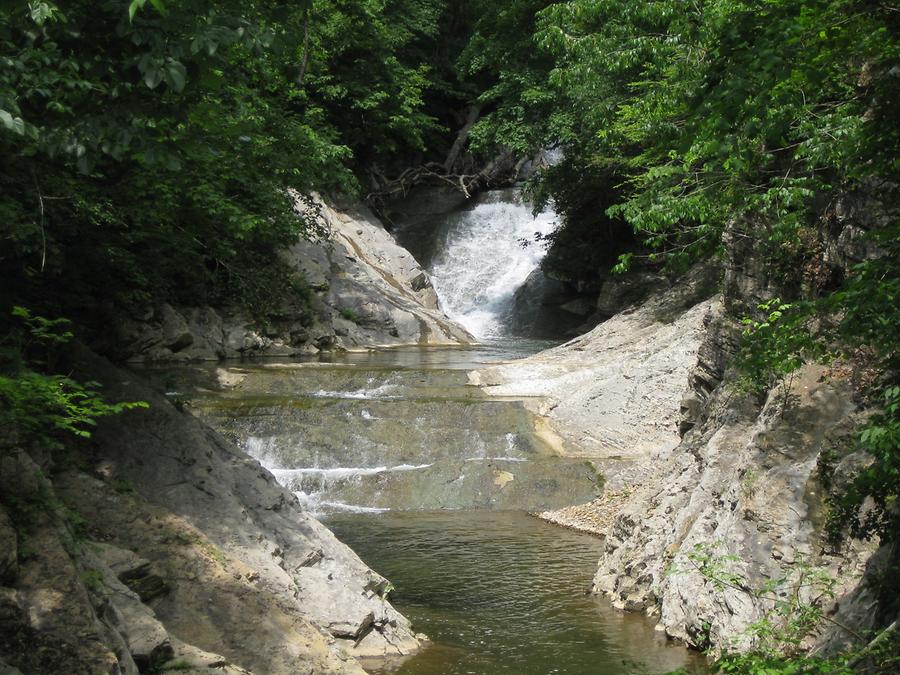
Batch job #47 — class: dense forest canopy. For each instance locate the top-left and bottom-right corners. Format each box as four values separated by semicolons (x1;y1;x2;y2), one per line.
1;3;898;666
4;0;894;306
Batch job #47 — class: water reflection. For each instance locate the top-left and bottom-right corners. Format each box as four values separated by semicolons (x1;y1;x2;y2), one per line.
326;511;706;675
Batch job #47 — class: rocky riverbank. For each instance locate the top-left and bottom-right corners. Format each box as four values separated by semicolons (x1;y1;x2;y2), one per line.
0;346;424;674
0;195;480;674
476;205;895;658
112;195;472;364
470;264;720;467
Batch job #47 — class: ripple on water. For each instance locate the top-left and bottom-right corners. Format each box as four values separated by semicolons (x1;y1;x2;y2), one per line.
326;511;706;675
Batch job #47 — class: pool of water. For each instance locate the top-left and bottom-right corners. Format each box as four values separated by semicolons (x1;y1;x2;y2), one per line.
142;345;705;673
326;511;705;675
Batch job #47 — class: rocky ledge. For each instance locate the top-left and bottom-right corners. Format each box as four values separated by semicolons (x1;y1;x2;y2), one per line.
489;199;895;658
0;346;422;674
470;264;721;466
114;195;472;363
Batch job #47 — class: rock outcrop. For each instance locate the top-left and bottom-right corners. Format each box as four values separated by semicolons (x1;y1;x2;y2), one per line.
592;364;877;652
116;195;471;363
510;195;893;656
470;264;720;466
0;346;421;674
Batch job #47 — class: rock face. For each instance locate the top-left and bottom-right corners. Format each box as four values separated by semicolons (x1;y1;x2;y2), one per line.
116;195;472;363
514;197;893;656
0;346;421;674
470;264;721;464
592;365;876;652
310;197;472;348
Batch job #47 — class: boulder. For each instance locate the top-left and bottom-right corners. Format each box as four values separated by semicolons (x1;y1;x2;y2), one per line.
159;304;194;352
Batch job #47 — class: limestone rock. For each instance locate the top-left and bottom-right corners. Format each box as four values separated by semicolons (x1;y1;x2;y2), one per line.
95;543;169;602
55;345;417;672
158;638;254;674
307;195;473;348
0;485;127;673
159;303;195;352
590;365;877;653
116;195;472;363
473;264;721;462
82;546;173;669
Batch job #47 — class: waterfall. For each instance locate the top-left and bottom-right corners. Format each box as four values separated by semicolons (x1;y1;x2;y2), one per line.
428;188;557;339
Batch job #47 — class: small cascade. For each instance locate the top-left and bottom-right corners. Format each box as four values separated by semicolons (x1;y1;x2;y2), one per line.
428;189;557;339
177;356;599;515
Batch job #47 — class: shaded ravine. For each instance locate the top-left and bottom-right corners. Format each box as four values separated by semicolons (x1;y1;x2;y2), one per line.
141;189;706;673
150;347;704;674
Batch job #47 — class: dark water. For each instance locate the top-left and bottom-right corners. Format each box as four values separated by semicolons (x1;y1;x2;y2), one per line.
327;511;706;675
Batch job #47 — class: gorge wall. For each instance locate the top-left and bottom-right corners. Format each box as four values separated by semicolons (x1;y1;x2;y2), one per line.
112;195;472;364
0;198;475;674
474;198;894;656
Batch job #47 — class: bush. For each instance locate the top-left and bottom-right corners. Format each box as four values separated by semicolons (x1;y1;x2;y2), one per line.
0;307;147;452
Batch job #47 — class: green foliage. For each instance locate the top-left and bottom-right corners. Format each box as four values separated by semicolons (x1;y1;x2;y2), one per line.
80;568;105;594
0;307;147;451
527;156;637;282
827;385;900;543
676;543;851;664
338;306;361;324
713;651;852;674
736;299;824;394
1;0;467;326
712;626;900;674
733;225;899;548
462;0;898;281
109;478;135;494
459;0;556;156
670;543;900;673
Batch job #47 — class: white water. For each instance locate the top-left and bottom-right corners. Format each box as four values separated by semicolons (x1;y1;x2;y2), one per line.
429;189;557;339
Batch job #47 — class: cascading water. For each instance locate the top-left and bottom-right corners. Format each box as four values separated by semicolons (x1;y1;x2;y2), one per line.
427;189;557;339
145;185;705;671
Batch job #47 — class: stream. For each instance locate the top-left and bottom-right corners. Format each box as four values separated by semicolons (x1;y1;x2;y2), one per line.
152;189;705;673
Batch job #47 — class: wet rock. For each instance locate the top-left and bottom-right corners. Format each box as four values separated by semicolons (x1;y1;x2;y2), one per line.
0;509;17;584
159;304;194;352
409;271;430;292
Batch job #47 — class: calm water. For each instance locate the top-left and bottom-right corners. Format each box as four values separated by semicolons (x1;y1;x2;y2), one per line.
147;343;705;674
327;511;705;675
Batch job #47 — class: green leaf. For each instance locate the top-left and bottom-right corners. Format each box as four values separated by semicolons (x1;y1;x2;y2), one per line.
128;0;144;22
144;67;163;90
164;61;187;92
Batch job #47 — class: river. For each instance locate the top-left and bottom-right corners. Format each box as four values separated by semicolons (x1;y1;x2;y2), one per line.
152;189;705;673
